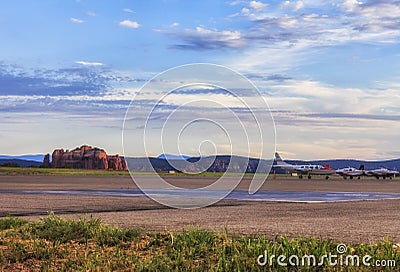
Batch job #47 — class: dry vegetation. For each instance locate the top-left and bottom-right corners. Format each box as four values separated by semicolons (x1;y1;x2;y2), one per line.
0;215;398;271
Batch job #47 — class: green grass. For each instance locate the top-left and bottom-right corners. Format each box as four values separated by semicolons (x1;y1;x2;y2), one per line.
0;217;28;231
0;166;275;177
1;166;397;180
0;215;398;271
0;167;130;176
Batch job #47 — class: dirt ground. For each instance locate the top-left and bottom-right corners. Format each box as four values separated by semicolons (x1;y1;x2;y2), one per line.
1;174;399;243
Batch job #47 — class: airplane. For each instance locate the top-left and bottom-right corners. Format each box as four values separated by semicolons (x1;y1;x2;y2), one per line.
273;152;336;179
364;168;399;179
335;165;364;179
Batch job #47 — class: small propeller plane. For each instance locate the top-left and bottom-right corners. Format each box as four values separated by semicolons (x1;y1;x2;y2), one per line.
335;165;364;179
364;168;399;179
273;152;335;179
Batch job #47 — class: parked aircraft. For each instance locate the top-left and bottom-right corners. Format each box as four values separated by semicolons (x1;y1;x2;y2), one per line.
273;152;336;179
364;168;399;179
337;165;399;179
336;165;364;179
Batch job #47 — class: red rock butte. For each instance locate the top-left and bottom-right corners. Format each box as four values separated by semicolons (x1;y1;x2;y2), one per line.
42;145;127;171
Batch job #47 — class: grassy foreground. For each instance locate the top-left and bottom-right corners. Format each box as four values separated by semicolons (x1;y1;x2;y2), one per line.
0;215;398;271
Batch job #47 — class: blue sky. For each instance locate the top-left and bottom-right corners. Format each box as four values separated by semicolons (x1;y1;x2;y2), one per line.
1;0;400;160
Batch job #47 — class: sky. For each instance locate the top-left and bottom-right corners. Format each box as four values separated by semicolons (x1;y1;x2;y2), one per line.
1;0;400;160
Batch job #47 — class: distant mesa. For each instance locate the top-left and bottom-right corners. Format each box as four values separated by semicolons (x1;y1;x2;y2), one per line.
43;145;127;171
127;155;263;173
156;154;191;160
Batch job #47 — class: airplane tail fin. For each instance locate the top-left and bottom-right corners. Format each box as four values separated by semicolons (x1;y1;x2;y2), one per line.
359;164;365;171
274;152;291;166
275;152;284;162
324;164;331;169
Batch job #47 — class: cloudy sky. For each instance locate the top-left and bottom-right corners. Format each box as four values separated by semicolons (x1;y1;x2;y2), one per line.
1;0;400;160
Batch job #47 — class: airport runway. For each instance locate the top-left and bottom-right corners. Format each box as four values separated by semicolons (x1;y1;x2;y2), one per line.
1;175;399;243
2;188;400;203
1;174;400;192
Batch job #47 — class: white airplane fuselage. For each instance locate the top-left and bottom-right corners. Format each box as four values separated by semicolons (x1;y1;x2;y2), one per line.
273;152;335;179
364;168;399;179
336;167;364;179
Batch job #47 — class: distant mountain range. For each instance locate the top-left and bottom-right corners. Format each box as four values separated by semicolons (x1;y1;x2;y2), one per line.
0;154;44;162
125;155;263;173
156;154;191;160
0;154;44;168
1;153;399;173
0;159;42;167
126;154;400;173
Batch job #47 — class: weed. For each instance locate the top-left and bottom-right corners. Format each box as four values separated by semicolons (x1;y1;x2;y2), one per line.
0;217;28;231
0;215;398;271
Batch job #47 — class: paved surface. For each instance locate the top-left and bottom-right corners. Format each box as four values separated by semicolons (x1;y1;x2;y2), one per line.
2;188;400;203
1;175;399;243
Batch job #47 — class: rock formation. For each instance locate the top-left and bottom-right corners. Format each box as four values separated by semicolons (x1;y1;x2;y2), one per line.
43;145;127;171
42;154;51;168
108;155;127;171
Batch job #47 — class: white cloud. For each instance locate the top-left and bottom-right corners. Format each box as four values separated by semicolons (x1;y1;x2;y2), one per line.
225;41;308;73
85;11;96;17
169;26;246;49
230;0;247;5
75;61;104;66
70;17;84;24
358;2;400;19
249;1;267;10
123;8;134;13
171;22;179;27
337;1;400;42
261;78;400;160
342;0;362;12
294;1;304;11
236;1;400;51
265;79;400;119
277;14;298;28
281;1;291;8
119;20;140;29
241;7;250;14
